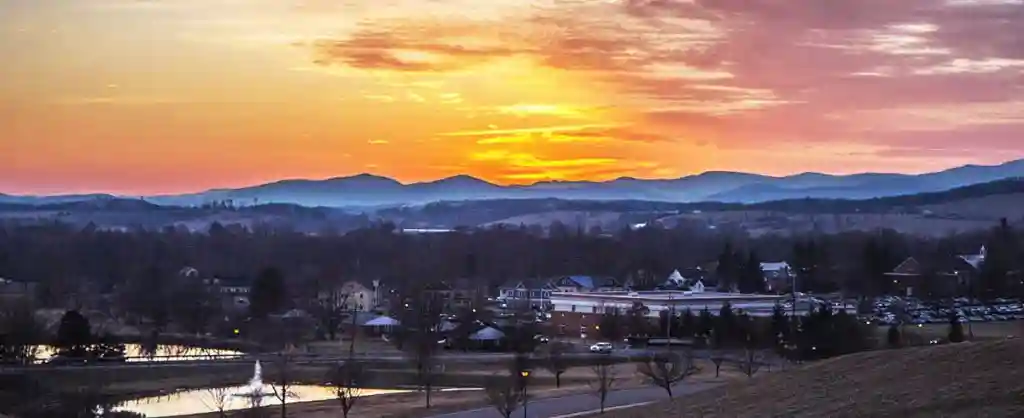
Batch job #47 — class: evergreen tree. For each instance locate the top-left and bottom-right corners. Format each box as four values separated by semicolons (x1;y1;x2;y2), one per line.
716;302;737;344
947;314;965;343
56;310;92;358
863;237;902;296
737;252;765;294
250;267;287;318
770;303;788;345
715;243;740;291
696;307;714;339
886;324;901;348
678;308;696;338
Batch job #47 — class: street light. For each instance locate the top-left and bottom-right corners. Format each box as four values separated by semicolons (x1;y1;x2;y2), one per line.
520;370;530;417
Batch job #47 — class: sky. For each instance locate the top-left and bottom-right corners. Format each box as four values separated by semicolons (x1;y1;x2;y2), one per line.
1;0;1023;195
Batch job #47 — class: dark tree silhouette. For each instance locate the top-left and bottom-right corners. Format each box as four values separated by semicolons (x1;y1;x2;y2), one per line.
250;267;287;318
56;310;91;358
590;355;617;413
543;342;571;388
484;374;524;418
329;361;366;418
636;351;698;399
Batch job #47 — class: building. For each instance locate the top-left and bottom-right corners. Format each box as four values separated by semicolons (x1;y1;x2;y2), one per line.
424;278;487;310
552;275;623;293
549;287;788;338
658;269;707;290
760;261;793;292
203;275;252;311
497;278;560;309
318;279;381;312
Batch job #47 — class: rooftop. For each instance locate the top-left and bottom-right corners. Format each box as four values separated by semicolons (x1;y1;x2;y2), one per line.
550;290;783;302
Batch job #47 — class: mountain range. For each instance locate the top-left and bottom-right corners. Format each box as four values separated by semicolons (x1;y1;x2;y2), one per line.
3;159;1023;208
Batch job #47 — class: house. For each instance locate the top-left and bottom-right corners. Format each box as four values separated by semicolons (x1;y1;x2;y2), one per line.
552;275;623;293
497;278;559;309
886;257;928;297
887;255;973;298
658;269;707;291
760;261;793;292
203;275;252;311
424;278;487;310
317;279;382;312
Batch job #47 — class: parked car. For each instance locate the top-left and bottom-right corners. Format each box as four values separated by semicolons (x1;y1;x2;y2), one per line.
589;342;613;353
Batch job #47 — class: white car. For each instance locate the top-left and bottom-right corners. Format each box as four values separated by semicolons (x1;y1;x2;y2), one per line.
589;342;613;353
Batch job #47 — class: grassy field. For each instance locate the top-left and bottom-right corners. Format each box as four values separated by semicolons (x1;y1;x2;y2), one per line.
882;320;1024;346
599;338;1024;418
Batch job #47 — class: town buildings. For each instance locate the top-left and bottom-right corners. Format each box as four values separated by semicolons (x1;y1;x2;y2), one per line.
547;284;789;338
497;275;623;309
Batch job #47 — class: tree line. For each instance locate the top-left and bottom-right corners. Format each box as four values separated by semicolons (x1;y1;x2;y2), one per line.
2;219;1019;296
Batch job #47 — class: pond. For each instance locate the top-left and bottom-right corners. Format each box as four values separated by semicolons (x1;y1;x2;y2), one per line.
113;360;480;417
115;384;411;417
31;344;243;363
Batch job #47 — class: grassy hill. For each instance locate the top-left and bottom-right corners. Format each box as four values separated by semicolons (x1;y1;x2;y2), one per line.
607;338;1024;418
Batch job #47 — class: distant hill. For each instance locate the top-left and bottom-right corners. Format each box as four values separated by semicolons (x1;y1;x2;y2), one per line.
708;159;1024;203
4;159;1023;207
1;178;1021;236
604;339;1024;418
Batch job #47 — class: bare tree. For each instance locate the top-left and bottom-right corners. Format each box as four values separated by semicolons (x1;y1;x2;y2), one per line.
0;301;43;365
590;356;618;414
244;390;266;418
484;374;525;418
709;350;727;378
636;350;698;399
200;385;231;418
329;361;366;418
398;293;445;408
543;341;572;388
269;350;297;418
734;349;764;378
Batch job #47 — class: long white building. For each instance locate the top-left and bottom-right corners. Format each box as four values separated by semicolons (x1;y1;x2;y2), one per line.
550;289;789;318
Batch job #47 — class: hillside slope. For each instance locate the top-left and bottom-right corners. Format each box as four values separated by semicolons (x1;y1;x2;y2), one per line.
609;339;1024;418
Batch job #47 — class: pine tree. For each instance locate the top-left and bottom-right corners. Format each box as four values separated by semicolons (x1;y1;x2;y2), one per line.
948;314;965;343
716;243;739;291
886;324;901;348
737;251;765;294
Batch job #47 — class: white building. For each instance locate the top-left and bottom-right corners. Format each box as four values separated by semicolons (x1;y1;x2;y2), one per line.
549;288;788;318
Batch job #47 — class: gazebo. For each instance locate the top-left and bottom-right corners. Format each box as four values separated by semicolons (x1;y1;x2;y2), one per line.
363;315;400;334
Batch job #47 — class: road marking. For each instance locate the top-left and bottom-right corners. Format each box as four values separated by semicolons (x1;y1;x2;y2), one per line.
549;401;655;418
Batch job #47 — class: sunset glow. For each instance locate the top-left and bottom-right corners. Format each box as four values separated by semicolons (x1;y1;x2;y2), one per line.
2;0;1022;194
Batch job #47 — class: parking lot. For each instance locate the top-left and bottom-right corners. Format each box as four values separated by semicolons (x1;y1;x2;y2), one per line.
868;296;1024;326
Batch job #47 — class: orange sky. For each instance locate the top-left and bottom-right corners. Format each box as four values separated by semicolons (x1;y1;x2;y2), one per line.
2;0;1022;195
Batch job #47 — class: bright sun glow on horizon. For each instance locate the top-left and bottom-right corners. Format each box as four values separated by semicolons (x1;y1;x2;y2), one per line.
1;0;1022;194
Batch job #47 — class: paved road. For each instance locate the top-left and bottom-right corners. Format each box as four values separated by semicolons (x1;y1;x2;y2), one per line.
428;382;722;418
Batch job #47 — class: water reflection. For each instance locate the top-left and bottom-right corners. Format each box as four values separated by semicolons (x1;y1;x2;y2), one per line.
115;385;410;417
32;344;242;363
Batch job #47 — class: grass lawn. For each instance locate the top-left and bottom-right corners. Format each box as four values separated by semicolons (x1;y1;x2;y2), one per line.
598;338;1024;418
877;320;1023;345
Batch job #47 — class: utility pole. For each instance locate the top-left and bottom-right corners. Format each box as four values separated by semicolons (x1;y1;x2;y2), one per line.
666;294;675;351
